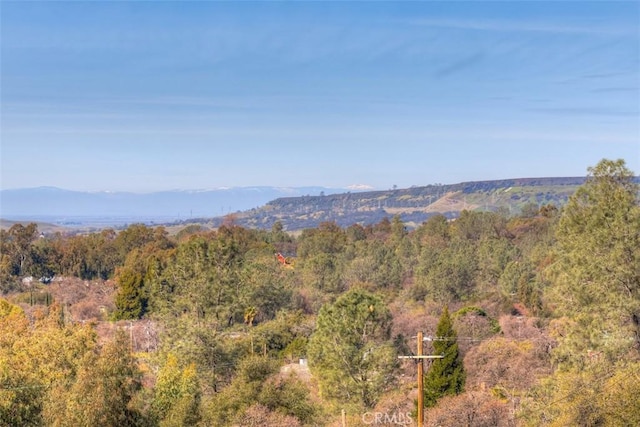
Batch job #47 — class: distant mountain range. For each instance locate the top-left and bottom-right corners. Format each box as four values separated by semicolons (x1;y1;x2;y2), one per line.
0;186;354;225
3;177;638;231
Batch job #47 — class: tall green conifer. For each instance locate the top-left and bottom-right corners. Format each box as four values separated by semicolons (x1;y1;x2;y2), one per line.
551;158;640;367
423;306;465;407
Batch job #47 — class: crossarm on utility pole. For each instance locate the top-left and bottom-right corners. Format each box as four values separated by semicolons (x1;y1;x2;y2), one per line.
397;355;445;359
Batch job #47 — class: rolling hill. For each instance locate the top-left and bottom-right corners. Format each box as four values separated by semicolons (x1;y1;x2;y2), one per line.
188;177;592;230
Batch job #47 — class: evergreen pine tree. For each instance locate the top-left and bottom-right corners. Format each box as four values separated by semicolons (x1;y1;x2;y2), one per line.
551;158;640;367
307;289;397;409
113;268;146;320
423;306;465;407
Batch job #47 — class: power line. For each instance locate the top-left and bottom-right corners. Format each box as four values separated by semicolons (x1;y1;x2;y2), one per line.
410;334;635;344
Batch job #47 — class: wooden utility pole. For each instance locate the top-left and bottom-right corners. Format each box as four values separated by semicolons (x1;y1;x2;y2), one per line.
417;331;424;425
398;331;443;427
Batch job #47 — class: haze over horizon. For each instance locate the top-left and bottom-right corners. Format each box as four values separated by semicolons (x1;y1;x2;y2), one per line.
1;2;639;193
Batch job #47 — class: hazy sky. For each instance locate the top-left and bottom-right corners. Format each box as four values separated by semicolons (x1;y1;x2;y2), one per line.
1;1;639;192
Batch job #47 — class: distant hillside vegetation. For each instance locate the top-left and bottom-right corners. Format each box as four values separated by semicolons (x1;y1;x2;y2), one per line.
192;177;595;231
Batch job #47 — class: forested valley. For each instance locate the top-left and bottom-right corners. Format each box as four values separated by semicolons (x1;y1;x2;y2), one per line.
1;159;639;426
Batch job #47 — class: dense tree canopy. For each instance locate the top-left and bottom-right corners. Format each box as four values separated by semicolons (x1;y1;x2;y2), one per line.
1;158;638;426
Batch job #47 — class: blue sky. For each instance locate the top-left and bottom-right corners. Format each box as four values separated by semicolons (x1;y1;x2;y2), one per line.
1;1;638;192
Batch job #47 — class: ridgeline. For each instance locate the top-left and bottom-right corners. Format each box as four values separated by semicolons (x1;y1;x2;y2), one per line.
199;177;587;230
